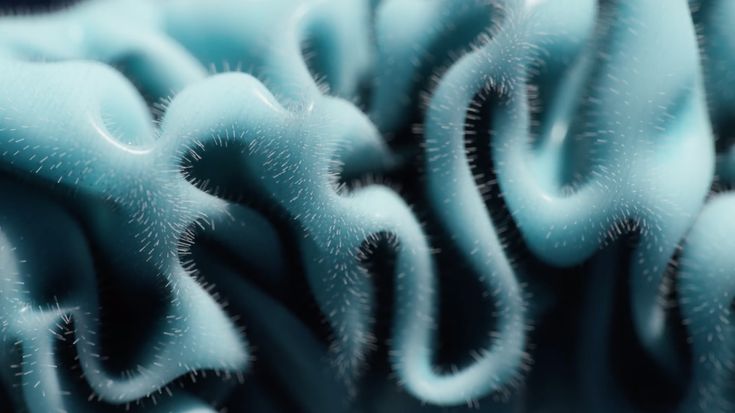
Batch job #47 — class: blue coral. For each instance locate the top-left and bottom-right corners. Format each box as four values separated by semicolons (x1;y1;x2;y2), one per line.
0;0;733;412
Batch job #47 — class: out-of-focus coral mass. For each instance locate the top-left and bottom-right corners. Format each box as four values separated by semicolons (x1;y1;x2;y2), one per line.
0;0;732;412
